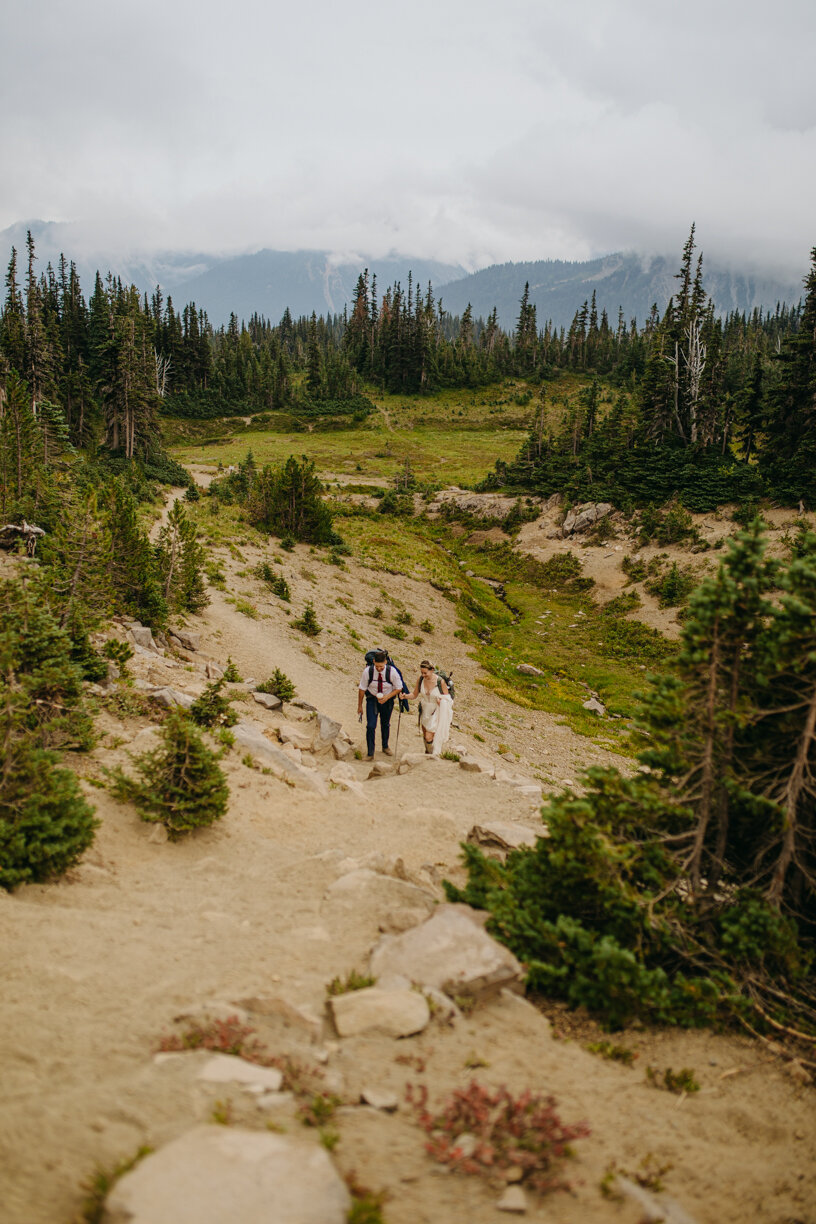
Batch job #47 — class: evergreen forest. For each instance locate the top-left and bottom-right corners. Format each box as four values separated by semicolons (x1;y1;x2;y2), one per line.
2;225;816;1048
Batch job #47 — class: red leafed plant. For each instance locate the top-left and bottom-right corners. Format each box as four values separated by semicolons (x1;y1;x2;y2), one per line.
406;1080;590;1195
156;1015;322;1093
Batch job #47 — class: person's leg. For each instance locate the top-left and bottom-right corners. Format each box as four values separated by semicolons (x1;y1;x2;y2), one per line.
365;694;378;757
379;697;394;751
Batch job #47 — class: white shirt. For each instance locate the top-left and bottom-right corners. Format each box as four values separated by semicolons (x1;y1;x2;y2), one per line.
359;663;404;698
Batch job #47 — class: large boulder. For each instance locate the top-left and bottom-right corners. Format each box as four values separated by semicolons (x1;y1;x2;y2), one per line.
253;691;282;711
148;686;195;710
327;986;430;1038
369;904;524;1003
102;1125;350;1224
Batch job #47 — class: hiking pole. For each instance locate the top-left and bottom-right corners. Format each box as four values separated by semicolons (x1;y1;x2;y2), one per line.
394;698;403;758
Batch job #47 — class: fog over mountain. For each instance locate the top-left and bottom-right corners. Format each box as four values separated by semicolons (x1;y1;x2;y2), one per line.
1;220;806;333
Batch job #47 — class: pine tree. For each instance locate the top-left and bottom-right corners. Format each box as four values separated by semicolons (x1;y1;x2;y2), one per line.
155;500;208;614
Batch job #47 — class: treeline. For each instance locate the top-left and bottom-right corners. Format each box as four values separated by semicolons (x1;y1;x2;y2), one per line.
4;229;805;436
486;230;816;510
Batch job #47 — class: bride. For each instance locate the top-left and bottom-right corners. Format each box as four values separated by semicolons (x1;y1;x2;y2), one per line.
406;660;453;755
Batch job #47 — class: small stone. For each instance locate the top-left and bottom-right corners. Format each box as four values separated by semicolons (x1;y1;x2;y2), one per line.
147;823;169;844
205;660;224;680
314;712;342;752
367;761;396;778
496;1185;527;1213
504;1165;524;1183
582;697;605;715
516;663;544;677
361;1087;399;1112
332;738;354;760
459;757;482;773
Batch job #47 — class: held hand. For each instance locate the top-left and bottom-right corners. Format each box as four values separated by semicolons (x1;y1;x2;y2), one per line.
358;711;363;722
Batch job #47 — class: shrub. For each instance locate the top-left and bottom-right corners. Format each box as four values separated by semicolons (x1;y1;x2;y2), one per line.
407;1080;589;1195
222;656;242;682
109;708;229;838
256;668;296;702
0;741;99;890
383;624;406;640
326;970;376;996
102;639;134;675
293;601;321;637
645;561;696;608
254;562;291;601
245;455;334;544
189;678;238;728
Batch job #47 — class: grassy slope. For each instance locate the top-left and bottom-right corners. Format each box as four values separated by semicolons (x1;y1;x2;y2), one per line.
171;375;669;747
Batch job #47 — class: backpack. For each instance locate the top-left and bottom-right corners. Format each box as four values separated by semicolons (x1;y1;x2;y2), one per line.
418;669;455;701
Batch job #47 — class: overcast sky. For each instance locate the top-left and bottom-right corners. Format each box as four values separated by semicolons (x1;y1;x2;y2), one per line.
1;0;814;276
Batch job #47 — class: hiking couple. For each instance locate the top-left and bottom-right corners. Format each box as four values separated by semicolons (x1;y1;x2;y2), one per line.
357;651;453;760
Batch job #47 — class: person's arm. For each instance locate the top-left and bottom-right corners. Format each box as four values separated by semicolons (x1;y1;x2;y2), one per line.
357;672;368;715
439;678;449;696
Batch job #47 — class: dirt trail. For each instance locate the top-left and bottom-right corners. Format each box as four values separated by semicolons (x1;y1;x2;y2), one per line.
1;515;814;1224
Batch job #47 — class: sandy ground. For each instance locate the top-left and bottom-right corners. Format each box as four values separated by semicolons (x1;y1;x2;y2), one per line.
1;495;815;1224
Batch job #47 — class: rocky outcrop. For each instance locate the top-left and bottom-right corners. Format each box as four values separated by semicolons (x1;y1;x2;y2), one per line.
232;723;329;795
558;501;614;537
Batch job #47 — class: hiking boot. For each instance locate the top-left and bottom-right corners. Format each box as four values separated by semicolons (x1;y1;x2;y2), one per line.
382;747;393;756
365;754;374;761
424;741;433;754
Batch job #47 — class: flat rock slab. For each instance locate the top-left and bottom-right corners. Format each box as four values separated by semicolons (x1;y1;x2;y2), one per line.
197;1053;284;1091
253;691;282;710
369;904;524;1002
328;986;430;1038
233;723;327;796
324;869;436;915
172;631;201;651
102;1125;350;1224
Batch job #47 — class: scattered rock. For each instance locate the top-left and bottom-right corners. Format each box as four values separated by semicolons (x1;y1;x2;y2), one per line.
232;723;328;795
783;1059;813;1086
328;765;367;799
467;822;539;852
582;697;606;716
173;631;201;651
516;663;544;677
103;1125;350;1224
148;686;195;711
496;1185;527;1213
196;1054;284;1091
277;721;317;752
130;626;158;652
147;824;169;845
253;691;282;710
328;987;430;1038
367;761;397;779
513;784;543;802
458;756;485;773
369;904;524;1003
205;660;224;680
290;698;317;712
361;1087;399;1112
331;738;354;761
314;712;342;752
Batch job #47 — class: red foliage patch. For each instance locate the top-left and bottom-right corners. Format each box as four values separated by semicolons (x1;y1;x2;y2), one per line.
406;1079;590;1195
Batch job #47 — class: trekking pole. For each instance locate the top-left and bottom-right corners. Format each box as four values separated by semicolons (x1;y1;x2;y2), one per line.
394;698;402;758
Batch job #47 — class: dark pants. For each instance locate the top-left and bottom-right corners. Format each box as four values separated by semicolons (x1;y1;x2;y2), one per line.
365;693;395;755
